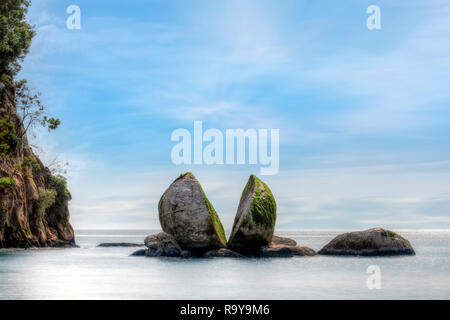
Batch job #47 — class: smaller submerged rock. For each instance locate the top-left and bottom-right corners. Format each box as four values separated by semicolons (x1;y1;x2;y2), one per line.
271;235;297;246
202;248;244;258
98;243;144;247
260;244;316;258
145;232;183;257
318;227;415;256
180;250;193;258
130;249;148;256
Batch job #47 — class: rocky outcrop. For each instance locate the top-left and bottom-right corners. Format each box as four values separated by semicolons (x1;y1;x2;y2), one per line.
158;172;226;251
227;175;277;250
137;173;317;259
318;228;415;256
145;232;183;257
0;87;75;248
141;231;315;259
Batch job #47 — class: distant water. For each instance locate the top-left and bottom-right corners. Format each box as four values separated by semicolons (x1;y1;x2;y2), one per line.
0;230;449;299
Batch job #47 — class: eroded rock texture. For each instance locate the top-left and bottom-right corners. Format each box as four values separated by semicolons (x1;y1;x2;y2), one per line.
227;175;276;251
0;88;75;248
158;173;226;251
318;228;415;256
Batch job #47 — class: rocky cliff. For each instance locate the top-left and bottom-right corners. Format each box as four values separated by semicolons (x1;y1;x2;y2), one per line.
0;86;75;248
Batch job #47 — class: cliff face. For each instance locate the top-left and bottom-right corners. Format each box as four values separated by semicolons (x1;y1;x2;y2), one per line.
0;87;75;248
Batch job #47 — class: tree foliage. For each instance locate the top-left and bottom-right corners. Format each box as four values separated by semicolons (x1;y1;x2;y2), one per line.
48;175;72;215
0;1;67;185
0;0;35;85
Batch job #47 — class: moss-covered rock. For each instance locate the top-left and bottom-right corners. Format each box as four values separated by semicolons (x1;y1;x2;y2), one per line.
318;227;415;256
158;173;226;250
227;175;276;250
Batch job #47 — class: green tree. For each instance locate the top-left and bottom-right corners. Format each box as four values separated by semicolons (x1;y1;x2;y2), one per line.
0;0;35;87
0;1;65;183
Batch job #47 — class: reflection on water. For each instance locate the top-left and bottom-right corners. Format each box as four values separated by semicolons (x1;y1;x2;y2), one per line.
0;230;449;299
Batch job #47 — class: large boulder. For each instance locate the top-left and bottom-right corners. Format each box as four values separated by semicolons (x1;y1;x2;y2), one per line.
318;228;415;256
227;175;276;250
145;232;183;257
158;173;226;251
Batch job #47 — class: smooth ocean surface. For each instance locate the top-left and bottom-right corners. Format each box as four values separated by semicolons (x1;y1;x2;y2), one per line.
0;230;449;299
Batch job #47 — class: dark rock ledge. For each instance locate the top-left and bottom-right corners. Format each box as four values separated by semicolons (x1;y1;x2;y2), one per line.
98;243;145;248
130;232;316;258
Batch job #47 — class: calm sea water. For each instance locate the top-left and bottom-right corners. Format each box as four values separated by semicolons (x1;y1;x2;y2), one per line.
0;230;449;299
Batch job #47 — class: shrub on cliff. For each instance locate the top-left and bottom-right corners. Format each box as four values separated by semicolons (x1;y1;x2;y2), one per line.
13;156;39;172
0;176;15;189
0;116;19;157
38;187;57;218
48;174;71;212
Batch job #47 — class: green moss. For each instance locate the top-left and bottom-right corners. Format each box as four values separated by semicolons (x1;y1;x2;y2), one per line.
250;175;276;231
385;230;396;240
382;229;411;245
175;172;193;182
205;198;227;245
191;173;227;245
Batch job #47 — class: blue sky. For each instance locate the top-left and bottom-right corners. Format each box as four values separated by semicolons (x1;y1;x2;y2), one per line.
19;0;450;230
